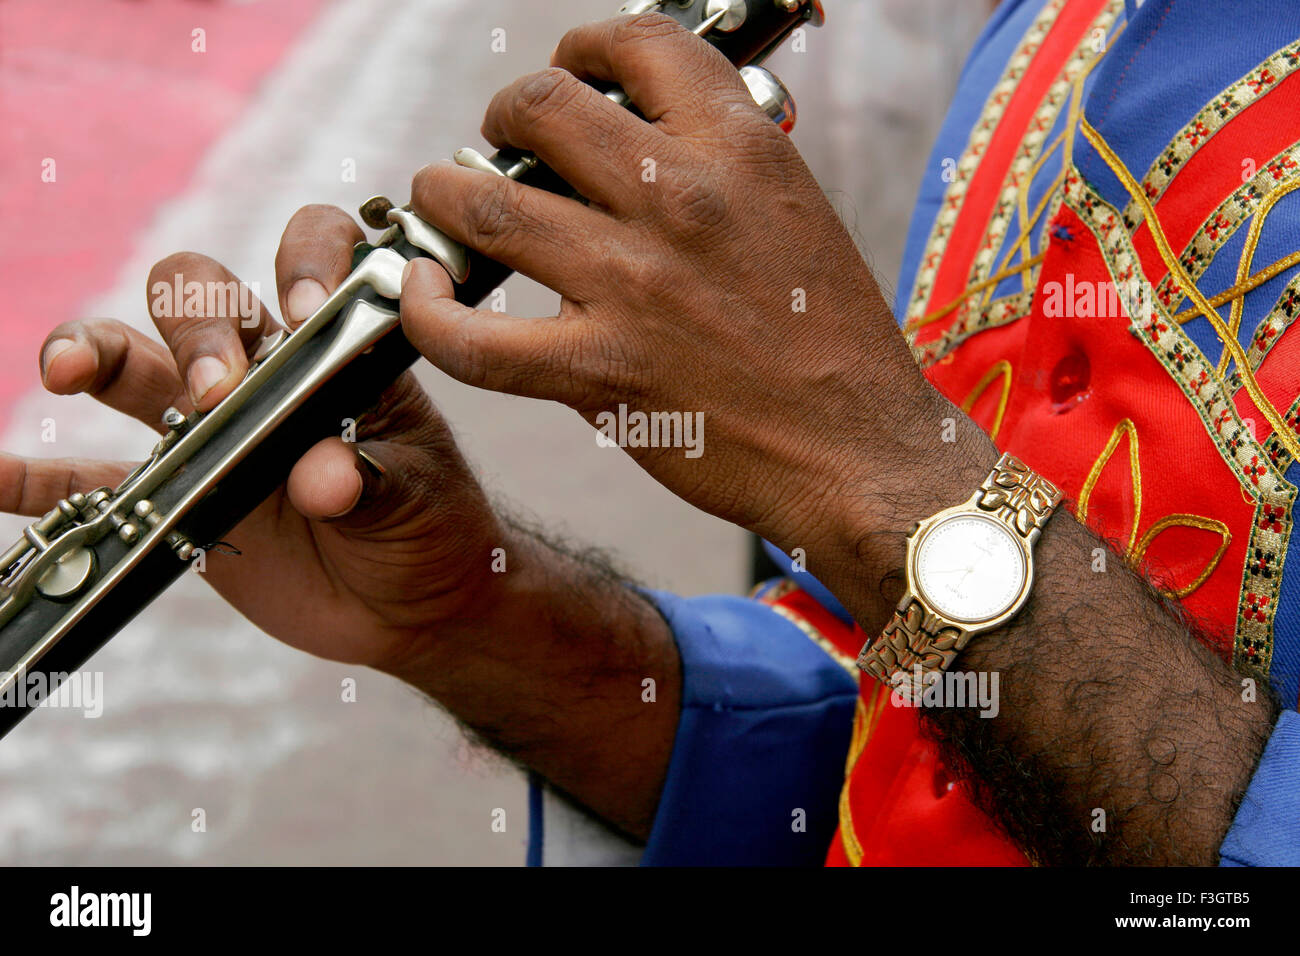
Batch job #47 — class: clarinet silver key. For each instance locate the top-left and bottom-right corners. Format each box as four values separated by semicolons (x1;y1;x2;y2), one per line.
741;66;797;133
705;0;747;32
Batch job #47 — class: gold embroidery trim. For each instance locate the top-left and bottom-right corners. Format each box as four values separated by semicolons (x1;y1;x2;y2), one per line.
1235;272;1300;379
1134;514;1233;599
908;6;1124;344
1122;40;1300;232
907;252;1047;334
1080;116;1300;462
1155;140;1300;318
915;289;1035;367
837;683;888;867
1215;177;1300;376
1240;396;1300;672
1077;421;1230;599
987;166;1066;305
967;5;1123;303
1172;250;1300;325
903;0;1070;329
764;601;858;674
960;359;1013;440
1078;418;1142;555
1062;168;1297;673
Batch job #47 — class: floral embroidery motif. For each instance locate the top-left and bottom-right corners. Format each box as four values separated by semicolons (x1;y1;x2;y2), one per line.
1065;171;1298;674
1121;39;1300;232
903;0;1069;331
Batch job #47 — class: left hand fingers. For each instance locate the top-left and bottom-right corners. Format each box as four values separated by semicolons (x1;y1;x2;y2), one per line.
274;204;366;329
0;453;135;517
145;252;282;411
40;317;190;433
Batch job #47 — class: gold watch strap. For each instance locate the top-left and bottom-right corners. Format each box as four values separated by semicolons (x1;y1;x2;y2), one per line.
857;597;973;687
974;452;1063;543
856;453;1063;690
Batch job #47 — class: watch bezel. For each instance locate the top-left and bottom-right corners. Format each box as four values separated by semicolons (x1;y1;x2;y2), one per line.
906;503;1034;631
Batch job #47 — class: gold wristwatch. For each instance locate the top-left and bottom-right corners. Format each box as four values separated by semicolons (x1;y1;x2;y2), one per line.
857;453;1063;692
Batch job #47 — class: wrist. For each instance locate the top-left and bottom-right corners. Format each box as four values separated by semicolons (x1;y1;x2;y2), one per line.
777;386;1001;630
374;522;551;681
376;520;682;839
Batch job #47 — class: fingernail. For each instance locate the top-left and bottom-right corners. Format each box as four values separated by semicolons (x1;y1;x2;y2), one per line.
401;258;417;289
286;278;328;326
324;469;365;520
41;339;76;378
188;355;229;404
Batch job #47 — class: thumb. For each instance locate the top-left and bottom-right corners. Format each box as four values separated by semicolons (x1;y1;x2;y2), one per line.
399;257;593;406
286;436;433;534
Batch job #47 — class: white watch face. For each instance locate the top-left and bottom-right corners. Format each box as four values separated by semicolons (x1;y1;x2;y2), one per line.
913;513;1027;623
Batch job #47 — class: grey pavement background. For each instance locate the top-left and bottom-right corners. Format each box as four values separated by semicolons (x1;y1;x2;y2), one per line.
0;0;985;864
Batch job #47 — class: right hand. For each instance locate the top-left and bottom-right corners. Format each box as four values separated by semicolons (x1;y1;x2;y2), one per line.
1;205;510;673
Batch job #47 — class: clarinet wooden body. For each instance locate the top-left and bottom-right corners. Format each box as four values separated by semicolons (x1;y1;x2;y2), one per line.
0;0;822;736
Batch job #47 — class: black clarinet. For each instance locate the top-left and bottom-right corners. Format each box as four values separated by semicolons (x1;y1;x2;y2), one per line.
0;0;822;735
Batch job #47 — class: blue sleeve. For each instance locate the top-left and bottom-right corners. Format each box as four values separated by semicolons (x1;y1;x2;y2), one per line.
761;540;854;626
1219;709;1300;866
637;589;858;866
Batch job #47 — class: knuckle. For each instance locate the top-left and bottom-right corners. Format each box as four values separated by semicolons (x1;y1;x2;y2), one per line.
608;247;671;301
615;11;681;47
549;331;604;408
74;318;128;352
733;111;800;168
553;22;589;60
481;87;512;143
283;203;327;235
511;67;582;127
451;319;492;392
591;330;643;402
147;252;228;323
167;316;227;358
280;203;356;251
279;204;358;285
661;168;729;235
461;174;522;255
297;202;349;226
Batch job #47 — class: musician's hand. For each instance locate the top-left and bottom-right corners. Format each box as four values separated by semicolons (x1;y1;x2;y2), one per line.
15;205;514;672
8;202;683;836
398;12;986;583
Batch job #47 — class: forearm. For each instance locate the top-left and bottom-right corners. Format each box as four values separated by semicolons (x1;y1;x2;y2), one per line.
381;521;680;840
806;394;1281;864
935;510;1280;864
